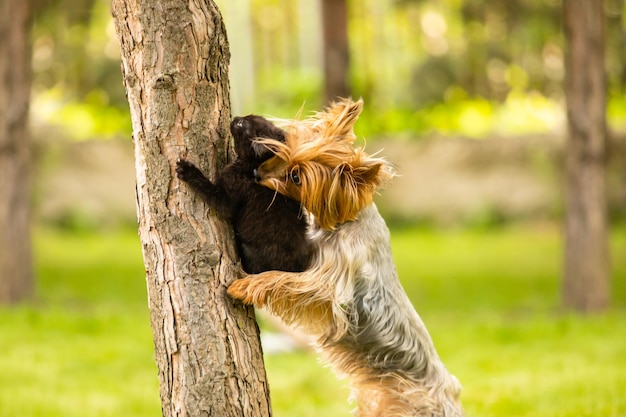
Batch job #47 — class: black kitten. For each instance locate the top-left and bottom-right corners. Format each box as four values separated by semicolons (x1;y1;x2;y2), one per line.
176;115;313;274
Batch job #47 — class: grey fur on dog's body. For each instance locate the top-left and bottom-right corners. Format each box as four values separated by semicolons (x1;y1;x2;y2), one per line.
308;204;463;416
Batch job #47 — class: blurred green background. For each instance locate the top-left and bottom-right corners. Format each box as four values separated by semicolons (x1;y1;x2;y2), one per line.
2;0;625;416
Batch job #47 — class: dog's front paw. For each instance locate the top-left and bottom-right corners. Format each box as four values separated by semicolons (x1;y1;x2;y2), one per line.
176;159;204;183
227;276;265;306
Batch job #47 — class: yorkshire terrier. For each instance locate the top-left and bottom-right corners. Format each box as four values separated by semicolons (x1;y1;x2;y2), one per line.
228;100;464;417
177;115;313;274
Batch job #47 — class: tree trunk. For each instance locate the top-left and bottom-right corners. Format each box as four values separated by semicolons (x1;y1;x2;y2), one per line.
0;0;33;304
111;1;272;416
562;0;610;312
321;0;351;103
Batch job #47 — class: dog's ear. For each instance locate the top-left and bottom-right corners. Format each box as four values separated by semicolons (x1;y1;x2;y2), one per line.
354;162;381;186
326;98;363;125
313;159;385;230
320;98;364;143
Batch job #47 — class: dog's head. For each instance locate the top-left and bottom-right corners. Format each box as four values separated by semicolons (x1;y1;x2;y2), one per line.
255;99;394;230
230;115;286;163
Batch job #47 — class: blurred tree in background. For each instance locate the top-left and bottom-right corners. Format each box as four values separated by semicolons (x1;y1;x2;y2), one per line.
563;0;610;312
321;0;351;102
0;0;34;303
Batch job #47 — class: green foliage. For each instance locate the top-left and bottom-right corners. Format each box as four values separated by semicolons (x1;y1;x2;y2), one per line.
32;0;130;140
608;92;626;131
32;0;625;141
253;67;324;118
1;226;625;416
34;87;132;141
355;90;569;138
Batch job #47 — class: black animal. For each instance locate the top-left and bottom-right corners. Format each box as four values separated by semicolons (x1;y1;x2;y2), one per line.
176;115;313;274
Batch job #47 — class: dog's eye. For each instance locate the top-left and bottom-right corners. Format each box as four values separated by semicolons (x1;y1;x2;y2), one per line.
290;171;301;185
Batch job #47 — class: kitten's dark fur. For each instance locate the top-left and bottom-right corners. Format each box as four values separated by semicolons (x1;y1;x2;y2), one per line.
176;115;313;274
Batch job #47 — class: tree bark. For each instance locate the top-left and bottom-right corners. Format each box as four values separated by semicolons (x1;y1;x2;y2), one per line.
562;0;610;312
0;0;34;304
321;0;351;103
111;1;272;416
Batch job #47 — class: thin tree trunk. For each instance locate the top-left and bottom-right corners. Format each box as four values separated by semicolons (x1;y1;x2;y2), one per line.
111;1;272;416
321;0;351;103
562;0;610;312
0;0;33;304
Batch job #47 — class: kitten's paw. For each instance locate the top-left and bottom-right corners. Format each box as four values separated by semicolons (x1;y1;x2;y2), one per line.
176;159;203;182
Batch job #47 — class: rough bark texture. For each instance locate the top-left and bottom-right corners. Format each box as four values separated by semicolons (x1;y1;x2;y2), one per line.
0;0;34;303
562;0;610;312
111;1;272;416
321;0;351;103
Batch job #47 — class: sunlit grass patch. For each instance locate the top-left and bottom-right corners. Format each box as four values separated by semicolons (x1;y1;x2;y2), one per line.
0;225;624;416
391;224;563;315
0;306;159;417
264;352;352;417
33;228;148;309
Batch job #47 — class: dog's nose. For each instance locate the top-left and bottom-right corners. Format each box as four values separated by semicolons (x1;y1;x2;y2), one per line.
253;168;261;181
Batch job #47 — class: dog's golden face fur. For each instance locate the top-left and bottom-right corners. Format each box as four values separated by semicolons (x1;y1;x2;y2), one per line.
255;99;394;230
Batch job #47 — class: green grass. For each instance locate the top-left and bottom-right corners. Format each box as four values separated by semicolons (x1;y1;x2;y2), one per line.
1;225;625;416
0;229;160;417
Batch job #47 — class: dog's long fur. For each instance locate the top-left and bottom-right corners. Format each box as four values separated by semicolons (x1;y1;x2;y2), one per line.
228;99;464;416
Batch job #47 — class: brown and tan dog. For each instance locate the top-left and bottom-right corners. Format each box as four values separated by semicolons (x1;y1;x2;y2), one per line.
228;99;464;417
